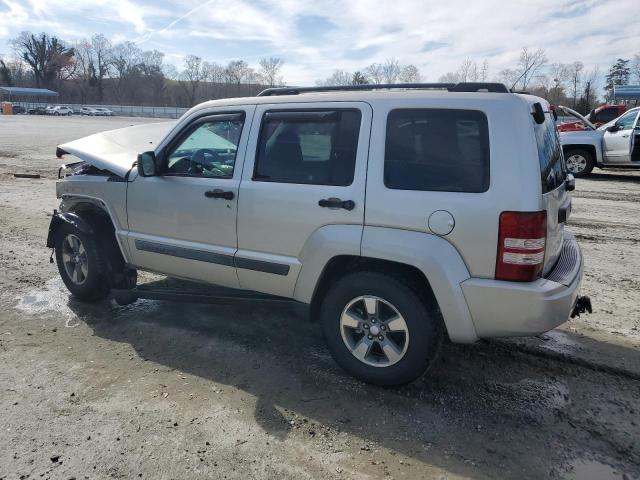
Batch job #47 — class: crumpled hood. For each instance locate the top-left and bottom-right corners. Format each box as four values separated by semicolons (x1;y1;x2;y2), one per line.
56;121;176;177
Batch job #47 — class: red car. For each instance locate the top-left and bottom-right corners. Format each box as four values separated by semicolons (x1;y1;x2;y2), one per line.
557;104;627;132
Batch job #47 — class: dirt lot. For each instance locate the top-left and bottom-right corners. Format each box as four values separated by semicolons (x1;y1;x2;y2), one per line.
0;115;638;480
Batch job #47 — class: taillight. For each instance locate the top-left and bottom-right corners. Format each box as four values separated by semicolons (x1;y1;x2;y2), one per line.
495;211;547;282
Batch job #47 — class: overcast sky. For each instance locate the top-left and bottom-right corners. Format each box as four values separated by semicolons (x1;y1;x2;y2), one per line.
1;0;639;85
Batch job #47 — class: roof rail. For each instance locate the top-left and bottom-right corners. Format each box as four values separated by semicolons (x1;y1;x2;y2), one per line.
257;82;510;97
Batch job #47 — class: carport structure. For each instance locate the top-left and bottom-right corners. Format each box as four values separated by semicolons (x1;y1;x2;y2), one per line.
0;86;59;109
613;85;640;105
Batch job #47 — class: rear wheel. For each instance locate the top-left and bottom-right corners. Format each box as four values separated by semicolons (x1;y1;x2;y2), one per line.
54;224;109;302
565;148;594;177
320;271;442;386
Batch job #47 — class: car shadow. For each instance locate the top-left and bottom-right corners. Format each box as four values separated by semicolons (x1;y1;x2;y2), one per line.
63;289;638;480
585;171;640;184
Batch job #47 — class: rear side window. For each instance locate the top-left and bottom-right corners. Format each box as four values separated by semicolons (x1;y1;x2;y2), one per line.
254;109;361;186
594;108;618;124
535;114;566;193
384;109;490;192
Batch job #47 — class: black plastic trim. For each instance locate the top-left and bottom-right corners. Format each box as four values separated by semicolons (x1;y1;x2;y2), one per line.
46;211;95;248
134;240;290;275
235;257;290;276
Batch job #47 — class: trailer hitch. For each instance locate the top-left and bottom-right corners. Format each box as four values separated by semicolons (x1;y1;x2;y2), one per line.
571;295;592;318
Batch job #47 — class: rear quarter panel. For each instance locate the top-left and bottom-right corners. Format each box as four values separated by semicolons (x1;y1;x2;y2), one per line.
364;94;541;279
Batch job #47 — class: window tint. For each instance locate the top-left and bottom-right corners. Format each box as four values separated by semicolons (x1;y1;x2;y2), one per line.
535;113;566;193
615;110;638;130
165;116;244;177
254;109;361;185
384;109;490;192
595;108;618;124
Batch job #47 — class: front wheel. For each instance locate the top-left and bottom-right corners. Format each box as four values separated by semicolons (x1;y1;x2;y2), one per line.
565;148;594;177
54;224;109;302
320;271;442;386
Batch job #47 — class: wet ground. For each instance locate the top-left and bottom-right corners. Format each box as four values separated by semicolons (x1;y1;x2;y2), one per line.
0;115;639;479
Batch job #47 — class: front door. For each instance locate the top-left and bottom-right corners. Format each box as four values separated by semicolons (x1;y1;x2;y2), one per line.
236;102;372;297
126;107;255;288
603;109;640;162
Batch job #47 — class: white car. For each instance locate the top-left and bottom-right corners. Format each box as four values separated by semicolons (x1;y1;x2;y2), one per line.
94;107;114;116
48;83;586;386
48;106;74;116
559;105;640;176
80;107;98;116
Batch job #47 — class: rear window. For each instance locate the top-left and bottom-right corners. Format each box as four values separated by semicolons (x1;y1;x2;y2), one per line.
384;109;490;192
535;114;566;193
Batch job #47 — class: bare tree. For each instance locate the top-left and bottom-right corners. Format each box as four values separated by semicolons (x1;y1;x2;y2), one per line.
110;41;141;102
480;60;489;81
317;70;352;86
11;32;75;89
381;58;401;84
399;64;421;83
568;61;584;108
224;60;254;84
457;58;474;82
0;56;27;87
180;54;204;105
351;71;368;85
258;57;284;86
507;47;547;90
438;71;460;83
364;63;384;84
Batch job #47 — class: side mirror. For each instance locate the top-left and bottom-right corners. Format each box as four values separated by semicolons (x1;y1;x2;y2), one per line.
137;151;157;177
606;125;619;133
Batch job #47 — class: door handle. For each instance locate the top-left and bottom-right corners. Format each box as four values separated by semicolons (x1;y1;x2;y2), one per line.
318;197;355;210
621;134;630;138
204;189;235;200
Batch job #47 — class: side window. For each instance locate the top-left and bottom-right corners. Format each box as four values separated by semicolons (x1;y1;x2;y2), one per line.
535;114;566;193
165;115;244;177
384;109;490;193
615;111;637;131
596;108;618;124
254;109;361;186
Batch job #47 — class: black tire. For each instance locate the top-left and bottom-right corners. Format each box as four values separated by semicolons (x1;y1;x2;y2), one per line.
565;148;595;177
54;223;110;302
320;271;442;386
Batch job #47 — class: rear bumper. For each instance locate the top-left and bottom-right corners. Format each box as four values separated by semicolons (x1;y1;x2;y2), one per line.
461;233;583;338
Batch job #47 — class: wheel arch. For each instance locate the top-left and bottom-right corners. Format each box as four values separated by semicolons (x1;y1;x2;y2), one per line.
562;144;598;164
295;225;479;343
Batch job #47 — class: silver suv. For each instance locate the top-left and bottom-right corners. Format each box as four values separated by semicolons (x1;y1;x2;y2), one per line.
47;83;584;386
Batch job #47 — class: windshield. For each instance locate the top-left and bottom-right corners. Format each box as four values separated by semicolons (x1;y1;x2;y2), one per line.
535;113;567;193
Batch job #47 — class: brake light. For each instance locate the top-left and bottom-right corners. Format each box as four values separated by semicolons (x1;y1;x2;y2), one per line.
495;211;547;282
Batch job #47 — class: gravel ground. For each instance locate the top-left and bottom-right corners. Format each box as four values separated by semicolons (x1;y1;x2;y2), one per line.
0;115;638;480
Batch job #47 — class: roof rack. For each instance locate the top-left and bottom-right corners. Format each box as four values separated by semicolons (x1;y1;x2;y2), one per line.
257;82;510;97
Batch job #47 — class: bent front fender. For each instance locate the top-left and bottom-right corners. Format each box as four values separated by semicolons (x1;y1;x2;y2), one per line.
46;210;95;248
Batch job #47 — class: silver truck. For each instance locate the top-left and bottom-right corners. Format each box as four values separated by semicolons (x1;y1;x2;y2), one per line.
559;105;640;176
47;83;586;386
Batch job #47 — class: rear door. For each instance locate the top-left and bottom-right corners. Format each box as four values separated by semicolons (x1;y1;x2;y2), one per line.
236;101;371;297
535;111;569;274
602;110;639;162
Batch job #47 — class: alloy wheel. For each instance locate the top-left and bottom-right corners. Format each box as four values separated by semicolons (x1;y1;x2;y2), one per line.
61;234;88;285
339;295;409;367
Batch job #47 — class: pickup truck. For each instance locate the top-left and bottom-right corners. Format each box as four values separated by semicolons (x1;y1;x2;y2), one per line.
557;104;627;132
558;106;640;176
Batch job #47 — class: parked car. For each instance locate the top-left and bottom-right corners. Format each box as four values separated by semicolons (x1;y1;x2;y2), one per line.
48;106;74;116
79;107;97;116
557;104;627;132
11;105;26;114
48;83;585;386
558;105;640;176
27;106;48;115
94;107;114;116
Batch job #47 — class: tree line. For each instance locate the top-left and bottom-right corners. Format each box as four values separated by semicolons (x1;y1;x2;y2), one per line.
317;48;640;114
2;32;640;113
0;31;285;107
